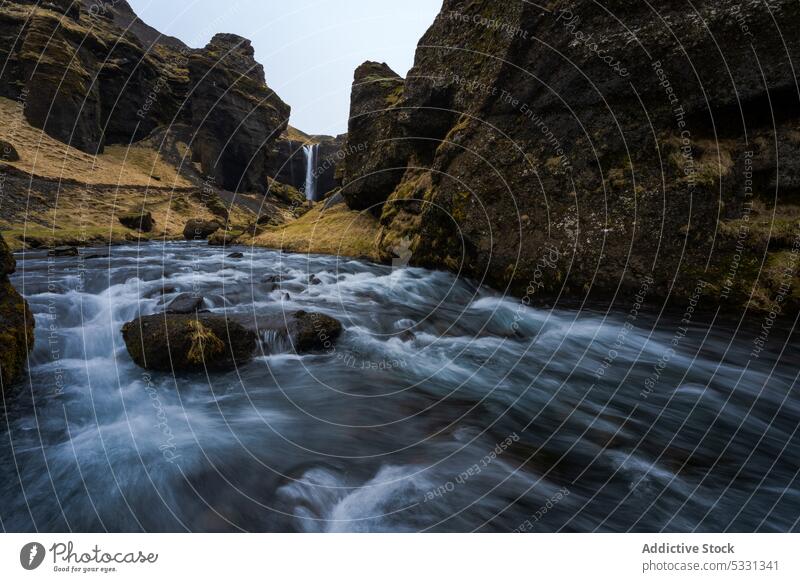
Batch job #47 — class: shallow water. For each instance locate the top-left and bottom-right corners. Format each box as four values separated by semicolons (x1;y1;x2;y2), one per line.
1;242;798;532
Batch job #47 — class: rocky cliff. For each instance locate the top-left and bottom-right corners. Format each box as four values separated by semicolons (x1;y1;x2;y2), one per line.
0;232;33;390
0;0;289;193
342;0;800;313
341;61;408;212
188;33;289;192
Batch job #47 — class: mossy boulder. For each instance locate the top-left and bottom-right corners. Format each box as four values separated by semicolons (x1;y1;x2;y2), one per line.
183;219;221;240
205;196;229;221
0;233;34;390
0;139;20;162
288;311;343;353
121;314;257;372
118;211;154;232
265;178;305;206
208;229;243;246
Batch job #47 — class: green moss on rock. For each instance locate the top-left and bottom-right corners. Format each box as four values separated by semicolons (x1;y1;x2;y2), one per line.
0;233;34;391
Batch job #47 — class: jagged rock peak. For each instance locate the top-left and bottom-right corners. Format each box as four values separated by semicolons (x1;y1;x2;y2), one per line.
354;61;402;81
207;32;255;55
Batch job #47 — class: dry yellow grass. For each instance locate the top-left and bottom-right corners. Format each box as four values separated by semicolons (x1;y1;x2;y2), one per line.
0;95;262;250
0;97;193;187
1;188;256;251
251;200;380;259
0;98;368;260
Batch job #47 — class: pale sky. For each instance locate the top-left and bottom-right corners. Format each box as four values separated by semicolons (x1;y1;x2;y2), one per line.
127;0;442;136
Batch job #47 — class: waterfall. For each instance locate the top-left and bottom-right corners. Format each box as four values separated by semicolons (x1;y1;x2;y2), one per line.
303;143;319;202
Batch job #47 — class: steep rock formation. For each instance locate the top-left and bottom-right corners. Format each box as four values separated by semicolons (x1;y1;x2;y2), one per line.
0;233;34;390
340;61;409;212
0;1;289;192
81;0;186;50
343;0;800;312
188;33;290;193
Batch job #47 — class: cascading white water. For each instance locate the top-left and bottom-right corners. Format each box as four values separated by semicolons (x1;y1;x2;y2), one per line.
303;143;319;202
2;243;798;532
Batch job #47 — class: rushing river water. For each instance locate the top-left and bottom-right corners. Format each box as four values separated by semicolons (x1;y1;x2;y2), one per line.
1;242;798;532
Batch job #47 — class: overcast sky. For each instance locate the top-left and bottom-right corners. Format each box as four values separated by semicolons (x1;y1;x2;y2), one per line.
126;0;441;136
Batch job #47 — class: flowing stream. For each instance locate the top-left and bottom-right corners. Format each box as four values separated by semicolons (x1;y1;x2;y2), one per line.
1;242;798;532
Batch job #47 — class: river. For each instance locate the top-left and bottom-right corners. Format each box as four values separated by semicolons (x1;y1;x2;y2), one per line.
1;242;798;532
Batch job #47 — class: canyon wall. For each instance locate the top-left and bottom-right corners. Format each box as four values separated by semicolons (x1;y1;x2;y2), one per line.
341;0;800;312
0;232;33;390
0;0;290;193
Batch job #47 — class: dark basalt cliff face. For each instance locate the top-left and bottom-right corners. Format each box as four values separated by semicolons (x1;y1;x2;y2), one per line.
0;233;33;390
340;61;408;212
342;0;800;312
0;0;289;192
269;136;308;191
188;33;290;193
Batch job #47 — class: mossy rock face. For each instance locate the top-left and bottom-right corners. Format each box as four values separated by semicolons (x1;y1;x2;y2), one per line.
119;211;154;232
188;33;290;192
0;233;15;276
183;219;221;240
266;178;305;206
339;0;800;314
0;233;34;390
1;1;287;188
0;139;20;162
340;61;410;213
121;314;257;372
16;0;79;19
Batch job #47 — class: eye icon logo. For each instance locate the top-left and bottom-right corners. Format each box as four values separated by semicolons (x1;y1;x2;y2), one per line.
20;542;46;570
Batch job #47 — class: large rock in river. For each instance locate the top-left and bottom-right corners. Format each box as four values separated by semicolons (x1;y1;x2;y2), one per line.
121;314;257;372
288;311;343;353
164;293;204;314
258;311;344;354
0;232;34;390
